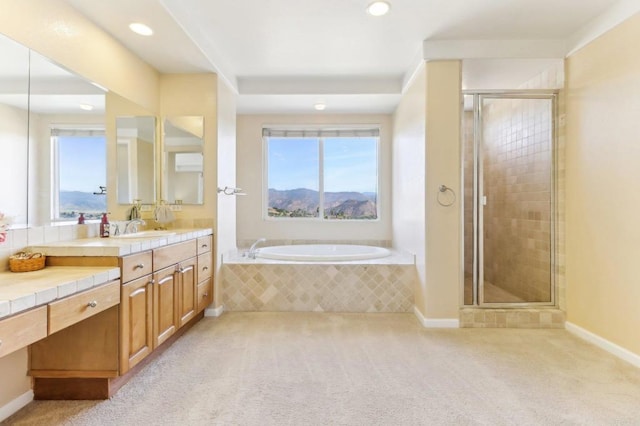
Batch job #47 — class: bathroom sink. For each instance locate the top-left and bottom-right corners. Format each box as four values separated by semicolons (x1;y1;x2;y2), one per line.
113;230;176;239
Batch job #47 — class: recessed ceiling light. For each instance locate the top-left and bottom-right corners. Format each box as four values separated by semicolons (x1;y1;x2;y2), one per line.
314;102;326;111
367;1;391;16
79;103;94;111
129;22;153;36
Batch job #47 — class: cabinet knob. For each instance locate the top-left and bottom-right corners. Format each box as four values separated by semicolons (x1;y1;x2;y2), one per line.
202;266;209;271
0;339;3;347
149;279;155;285
134;264;145;269
87;301;98;308
202;244;208;248
203;293;209;298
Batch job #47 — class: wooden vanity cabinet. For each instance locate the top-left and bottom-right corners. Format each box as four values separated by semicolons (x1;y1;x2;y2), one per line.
29;233;213;399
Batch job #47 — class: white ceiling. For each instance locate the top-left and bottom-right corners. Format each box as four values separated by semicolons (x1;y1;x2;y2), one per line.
61;0;636;114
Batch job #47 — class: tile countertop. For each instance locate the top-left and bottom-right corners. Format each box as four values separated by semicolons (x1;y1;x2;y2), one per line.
0;266;121;319
29;228;213;257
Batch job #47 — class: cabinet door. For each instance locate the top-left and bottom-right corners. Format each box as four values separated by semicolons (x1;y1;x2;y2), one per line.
154;266;178;347
197;277;213;313
177;257;197;327
121;275;154;374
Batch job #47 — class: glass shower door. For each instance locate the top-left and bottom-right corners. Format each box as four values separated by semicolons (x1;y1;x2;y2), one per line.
464;93;556;306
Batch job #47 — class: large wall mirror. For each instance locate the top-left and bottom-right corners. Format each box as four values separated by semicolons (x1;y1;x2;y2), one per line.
116;116;156;205
0;34;29;227
163;116;204;205
0;32;106;227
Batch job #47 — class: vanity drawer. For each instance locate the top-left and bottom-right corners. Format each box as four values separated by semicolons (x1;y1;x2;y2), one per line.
0;306;47;358
154;240;197;271
197;251;213;282
48;280;120;334
197;235;212;255
120;251;153;283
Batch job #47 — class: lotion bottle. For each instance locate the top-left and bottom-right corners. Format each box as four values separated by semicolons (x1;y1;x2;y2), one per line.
100;213;110;238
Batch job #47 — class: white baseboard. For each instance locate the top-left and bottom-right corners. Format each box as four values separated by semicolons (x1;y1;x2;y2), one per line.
413;306;460;328
204;305;224;317
0;390;33;422
565;321;640;369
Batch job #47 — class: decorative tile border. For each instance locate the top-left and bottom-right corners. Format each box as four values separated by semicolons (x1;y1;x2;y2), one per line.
460;307;565;328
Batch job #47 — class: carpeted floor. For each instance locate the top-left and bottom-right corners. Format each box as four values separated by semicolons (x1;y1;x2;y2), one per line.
4;312;640;425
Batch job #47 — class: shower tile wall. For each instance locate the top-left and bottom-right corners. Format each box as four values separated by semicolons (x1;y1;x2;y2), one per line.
221;263;415;312
482;98;552;302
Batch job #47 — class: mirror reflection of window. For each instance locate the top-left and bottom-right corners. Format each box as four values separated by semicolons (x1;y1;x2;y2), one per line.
51;128;106;221
116;116;156;205
163;116;204;205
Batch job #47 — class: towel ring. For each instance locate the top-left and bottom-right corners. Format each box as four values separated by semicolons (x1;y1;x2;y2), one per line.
437;185;456;207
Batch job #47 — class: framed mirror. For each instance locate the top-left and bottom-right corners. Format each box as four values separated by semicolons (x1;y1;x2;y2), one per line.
162;116;204;205
116;116;156;205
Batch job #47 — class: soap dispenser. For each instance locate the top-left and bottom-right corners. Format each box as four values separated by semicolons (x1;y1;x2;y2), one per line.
100;213;110;238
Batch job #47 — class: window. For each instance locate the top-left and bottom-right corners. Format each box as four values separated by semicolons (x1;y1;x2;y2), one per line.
51;127;106;221
264;127;379;220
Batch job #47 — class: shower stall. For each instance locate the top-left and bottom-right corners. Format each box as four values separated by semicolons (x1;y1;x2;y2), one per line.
463;92;557;307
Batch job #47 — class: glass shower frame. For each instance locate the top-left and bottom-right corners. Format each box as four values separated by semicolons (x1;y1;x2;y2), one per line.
463;90;559;308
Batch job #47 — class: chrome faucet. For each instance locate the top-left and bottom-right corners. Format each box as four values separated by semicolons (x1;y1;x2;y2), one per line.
246;238;266;259
123;218;146;234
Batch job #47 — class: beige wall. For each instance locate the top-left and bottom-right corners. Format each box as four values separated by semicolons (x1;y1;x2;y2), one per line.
392;63;427;311
215;79;238;308
236;114;392;245
392;60;462;321
424;61;462;319
565;13;640;355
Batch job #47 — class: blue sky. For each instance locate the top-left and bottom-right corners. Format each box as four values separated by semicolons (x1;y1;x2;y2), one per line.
59;136;106;193
267;137;378;193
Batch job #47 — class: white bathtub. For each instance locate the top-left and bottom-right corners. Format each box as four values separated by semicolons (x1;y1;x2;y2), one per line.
256;244;391;262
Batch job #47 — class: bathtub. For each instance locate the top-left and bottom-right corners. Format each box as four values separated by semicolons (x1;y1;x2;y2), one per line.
221;244;414;312
256;244;391;262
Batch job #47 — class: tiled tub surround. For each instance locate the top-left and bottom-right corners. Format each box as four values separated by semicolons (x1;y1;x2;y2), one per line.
221;249;415;313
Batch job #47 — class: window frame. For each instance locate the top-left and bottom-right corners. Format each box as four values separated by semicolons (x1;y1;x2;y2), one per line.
262;126;381;222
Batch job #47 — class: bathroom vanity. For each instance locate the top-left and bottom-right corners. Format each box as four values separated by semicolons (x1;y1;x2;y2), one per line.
0;228;213;400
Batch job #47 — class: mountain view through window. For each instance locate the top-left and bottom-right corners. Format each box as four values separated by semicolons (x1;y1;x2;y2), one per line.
266;130;379;220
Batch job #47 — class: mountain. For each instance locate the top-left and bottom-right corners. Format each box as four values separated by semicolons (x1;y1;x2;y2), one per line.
59;191;106;218
268;188;377;219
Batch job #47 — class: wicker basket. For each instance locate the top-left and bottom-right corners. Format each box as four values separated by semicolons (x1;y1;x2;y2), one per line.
9;254;46;273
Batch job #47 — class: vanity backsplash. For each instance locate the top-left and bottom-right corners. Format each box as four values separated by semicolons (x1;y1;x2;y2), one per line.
0;224;101;271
